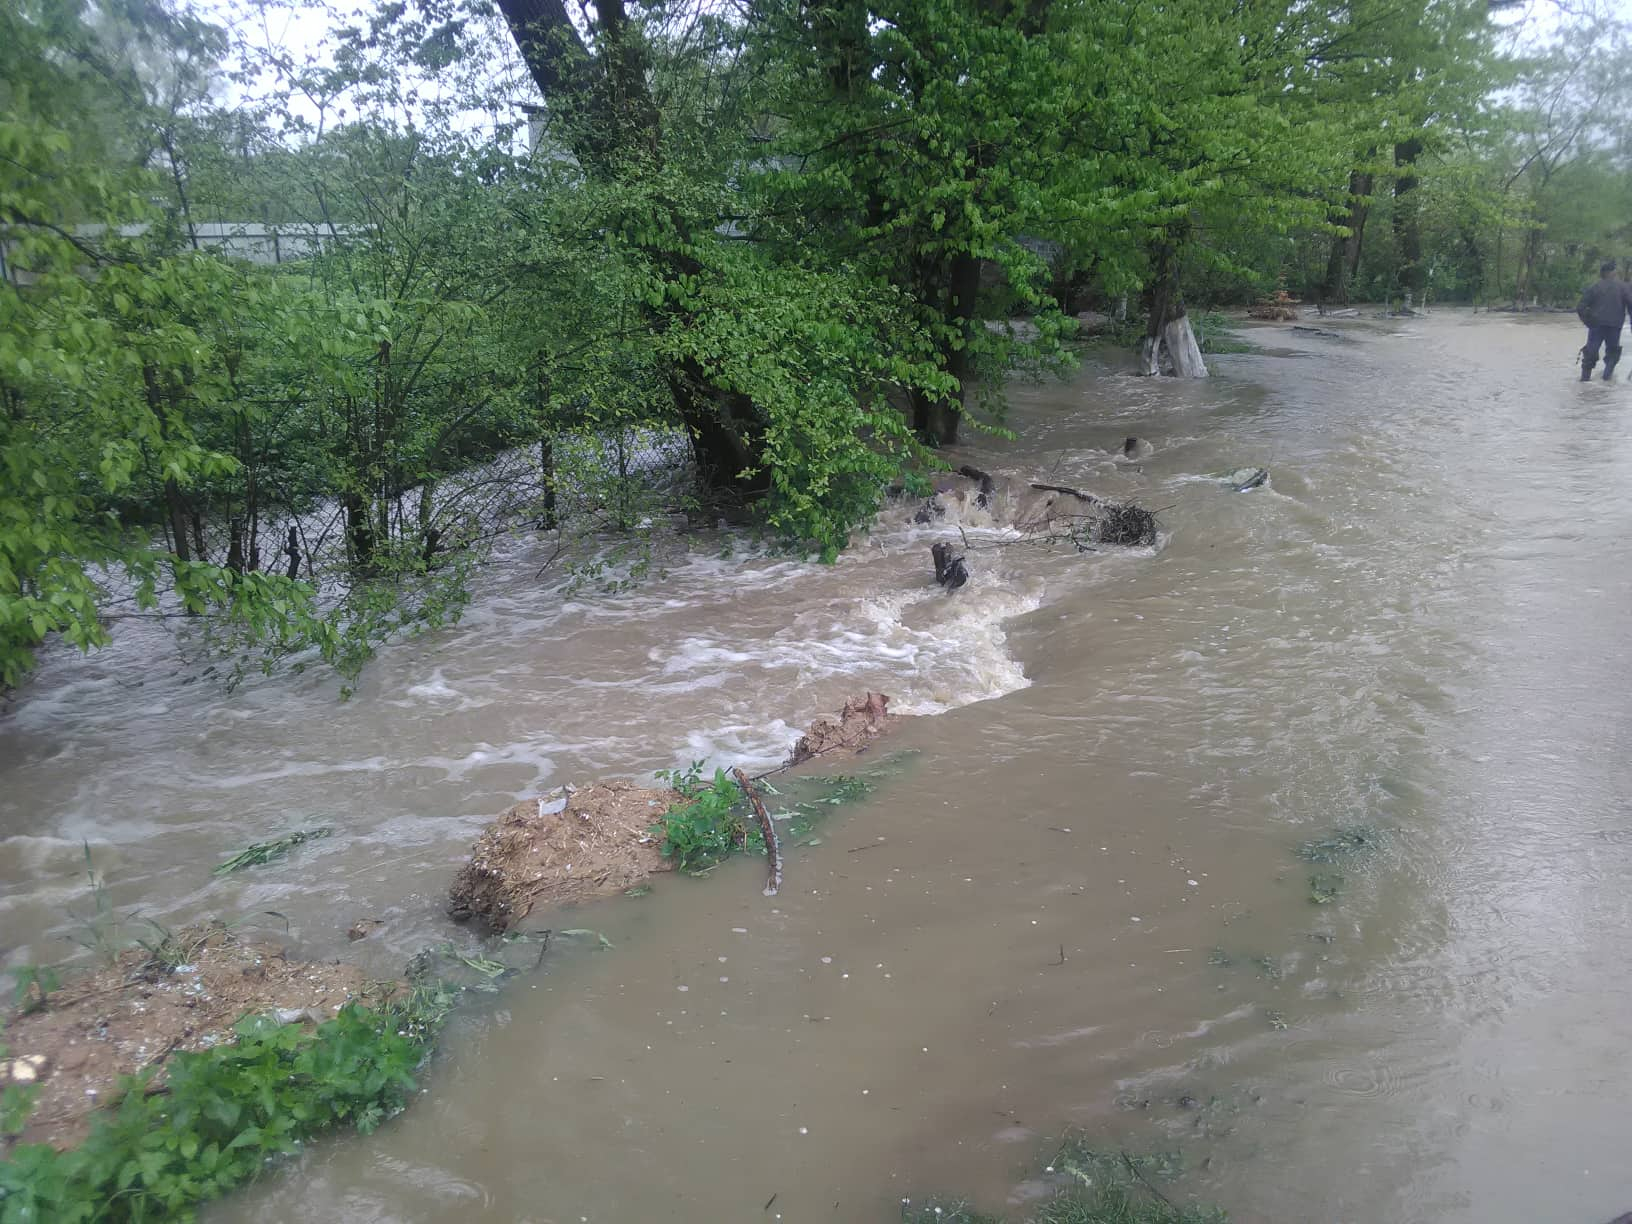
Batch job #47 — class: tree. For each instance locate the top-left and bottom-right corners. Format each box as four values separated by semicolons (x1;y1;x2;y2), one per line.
0;0;334;686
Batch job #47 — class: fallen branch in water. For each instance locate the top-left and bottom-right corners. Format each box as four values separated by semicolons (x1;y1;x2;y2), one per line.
733;768;782;896
1030;481;1100;504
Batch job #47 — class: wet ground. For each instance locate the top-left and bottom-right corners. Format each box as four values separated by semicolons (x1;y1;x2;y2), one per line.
3;310;1629;1222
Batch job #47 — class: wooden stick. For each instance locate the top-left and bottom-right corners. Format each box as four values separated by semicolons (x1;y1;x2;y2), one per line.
1030;482;1100;504
733;768;782;896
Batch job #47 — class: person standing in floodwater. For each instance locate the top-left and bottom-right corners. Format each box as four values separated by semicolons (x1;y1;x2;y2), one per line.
1576;259;1632;381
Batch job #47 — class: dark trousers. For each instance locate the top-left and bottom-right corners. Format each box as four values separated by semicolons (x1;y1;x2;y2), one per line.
1584;323;1623;367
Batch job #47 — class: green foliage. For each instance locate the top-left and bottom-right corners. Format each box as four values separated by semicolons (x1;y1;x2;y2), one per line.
1308;873;1345;905
655;768;747;872
0;996;443;1223
63;845;125;967
652;765;875;871
7;0;1618;695
1190;315;1253;356
654;759;710;797
0;1082;37;1141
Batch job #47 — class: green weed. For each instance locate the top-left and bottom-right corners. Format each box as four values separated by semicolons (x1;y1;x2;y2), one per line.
212;828;332;875
8;966;59;1016
1192;312;1254;355
1308;873;1344;905
652;768;878;873
63;844;127;966
133;914;288;981
655;767;748;872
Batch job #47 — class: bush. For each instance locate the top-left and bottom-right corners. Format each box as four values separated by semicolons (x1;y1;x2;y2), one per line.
0;992;448;1223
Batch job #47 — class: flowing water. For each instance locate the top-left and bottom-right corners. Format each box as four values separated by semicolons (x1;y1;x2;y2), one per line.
4;311;1631;1223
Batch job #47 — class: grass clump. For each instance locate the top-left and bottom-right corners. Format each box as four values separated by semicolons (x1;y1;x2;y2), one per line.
1307;872;1344;905
0;988;452;1222
903;1136;1225;1224
213;828;332;875
1192;312;1254;355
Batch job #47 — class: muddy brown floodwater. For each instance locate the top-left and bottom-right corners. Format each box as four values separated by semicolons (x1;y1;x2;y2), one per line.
4;311;1631;1223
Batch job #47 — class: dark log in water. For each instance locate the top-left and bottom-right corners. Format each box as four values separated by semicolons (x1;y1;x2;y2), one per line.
1234;468;1269;491
931;541;969;590
1031;482;1099;504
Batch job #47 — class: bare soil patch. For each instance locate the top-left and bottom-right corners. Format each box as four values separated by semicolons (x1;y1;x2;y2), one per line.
447;781;679;932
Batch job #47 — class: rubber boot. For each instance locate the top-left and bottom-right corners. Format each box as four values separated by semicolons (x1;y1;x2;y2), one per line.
1582;359;1595;382
1604;346;1622;381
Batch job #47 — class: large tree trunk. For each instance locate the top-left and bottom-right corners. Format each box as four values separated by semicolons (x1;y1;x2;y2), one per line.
670;360;768;494
344;491;375;567
1393;139;1425;303
497;0;766;501
912;251;982;448
1141;237;1208;378
164;480;192;565
1322;169;1373;304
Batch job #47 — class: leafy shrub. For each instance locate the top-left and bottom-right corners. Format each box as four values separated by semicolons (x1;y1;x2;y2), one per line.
654;768;747;872
0;993;447;1222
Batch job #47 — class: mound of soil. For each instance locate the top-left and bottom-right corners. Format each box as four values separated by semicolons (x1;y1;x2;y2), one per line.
0;929;389;1151
447;781;679;932
787;693;900;766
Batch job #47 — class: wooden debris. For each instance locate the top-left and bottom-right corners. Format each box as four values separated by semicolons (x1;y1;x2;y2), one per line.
1030;482;1099;504
732;768;782;896
787;693;899;766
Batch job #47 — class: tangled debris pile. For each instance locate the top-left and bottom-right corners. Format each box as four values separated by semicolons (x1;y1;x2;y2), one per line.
906;467;1161;569
787;693;899;766
1;927;391;1150
447;781;680;932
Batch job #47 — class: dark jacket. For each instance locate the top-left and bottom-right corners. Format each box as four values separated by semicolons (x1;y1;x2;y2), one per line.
1577;276;1632;327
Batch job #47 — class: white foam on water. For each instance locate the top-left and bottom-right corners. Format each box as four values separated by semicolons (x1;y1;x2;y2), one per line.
674;720;802;777
411;741;563;786
661;573;1045;774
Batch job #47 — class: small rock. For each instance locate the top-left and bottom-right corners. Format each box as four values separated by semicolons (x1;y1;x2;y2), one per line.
1;1054;50;1084
348;918;385;941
